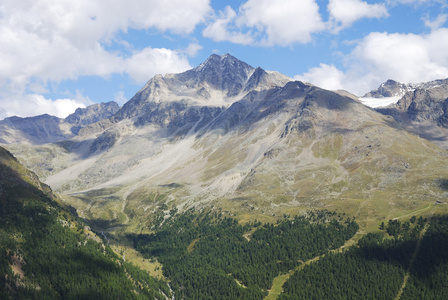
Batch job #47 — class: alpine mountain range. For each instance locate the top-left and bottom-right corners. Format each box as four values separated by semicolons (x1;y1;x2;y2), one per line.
2;53;448;233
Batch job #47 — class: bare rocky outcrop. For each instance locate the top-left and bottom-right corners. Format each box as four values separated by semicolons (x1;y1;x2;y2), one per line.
65;101;120;134
374;78;448;149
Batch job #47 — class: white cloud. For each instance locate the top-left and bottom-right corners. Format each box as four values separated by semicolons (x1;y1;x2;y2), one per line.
349;29;448;89
424;14;448;31
0;0;211;118
295;29;448;95
0;0;211;82
204;0;325;46
125;48;192;84
294;64;346;91
240;0;325;45
114;91;127;106
387;0;436;4
184;42;203;57
0;94;90;120
203;6;254;45
328;0;389;32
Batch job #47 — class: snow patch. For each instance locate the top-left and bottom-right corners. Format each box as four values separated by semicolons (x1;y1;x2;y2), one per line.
358;96;401;108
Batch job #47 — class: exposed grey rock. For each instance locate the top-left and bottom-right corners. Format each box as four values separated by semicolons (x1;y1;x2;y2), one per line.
364;79;414;98
376;78;448;148
89;129;120;153
65;101;120;134
177;53;255;97
377;79;448;123
113;54;291;135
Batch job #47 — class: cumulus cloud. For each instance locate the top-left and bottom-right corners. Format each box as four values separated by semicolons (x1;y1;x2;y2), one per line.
114;92;127;106
0;0;211;118
294;64;346;91
184;43;203;57
203;6;254;45
0;94;91;120
328;0;389;32
125;48;191;84
296;29;448;95
239;0;325;45
387;0;436;4
204;0;324;46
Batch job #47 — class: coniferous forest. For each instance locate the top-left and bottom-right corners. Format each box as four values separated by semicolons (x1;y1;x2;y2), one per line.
132;209;359;299
279;215;448;300
132;207;448;299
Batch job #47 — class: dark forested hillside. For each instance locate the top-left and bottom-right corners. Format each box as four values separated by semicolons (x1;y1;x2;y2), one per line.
132;209;359;299
0;146;169;299
279;215;448;299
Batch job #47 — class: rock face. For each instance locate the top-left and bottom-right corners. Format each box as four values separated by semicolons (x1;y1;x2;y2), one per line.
375;78;448;149
65;101;120;134
0;101;119;145
114;54;290;123
364;79;415;98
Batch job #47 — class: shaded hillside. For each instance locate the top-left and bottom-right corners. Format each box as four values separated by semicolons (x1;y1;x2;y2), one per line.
0;146;169;299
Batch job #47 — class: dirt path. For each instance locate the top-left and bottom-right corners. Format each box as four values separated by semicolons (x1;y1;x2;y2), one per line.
394;219;431;300
264;232;362;300
396;204;432;221
120;187;135;224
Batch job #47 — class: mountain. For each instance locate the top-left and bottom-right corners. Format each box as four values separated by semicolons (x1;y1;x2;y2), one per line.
113;53;290;126
0;146;169;299
65;101;120;134
0;114;69;145
3;55;448;240
0;101;119;145
373;78;448;149
363;79;416;98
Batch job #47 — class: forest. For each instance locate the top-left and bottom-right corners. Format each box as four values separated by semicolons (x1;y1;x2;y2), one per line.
279;215;448;299
132;208;359;299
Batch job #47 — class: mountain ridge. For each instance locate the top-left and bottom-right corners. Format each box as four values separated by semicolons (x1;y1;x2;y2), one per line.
0;101;120;145
2;54;448;238
371;78;448;149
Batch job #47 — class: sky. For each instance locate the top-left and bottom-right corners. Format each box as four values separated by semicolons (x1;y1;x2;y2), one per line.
1;0;447;120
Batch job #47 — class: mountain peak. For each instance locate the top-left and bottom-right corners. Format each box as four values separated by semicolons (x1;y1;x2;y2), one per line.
115;54;291;122
177;54;255;97
192;53;253;75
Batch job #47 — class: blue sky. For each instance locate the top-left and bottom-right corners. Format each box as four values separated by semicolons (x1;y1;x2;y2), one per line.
1;0;447;119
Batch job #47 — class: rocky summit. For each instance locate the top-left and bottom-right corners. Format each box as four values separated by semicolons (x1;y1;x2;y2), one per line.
373;78;448;149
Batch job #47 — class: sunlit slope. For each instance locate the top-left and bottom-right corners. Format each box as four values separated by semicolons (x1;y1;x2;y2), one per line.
46;82;448;234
